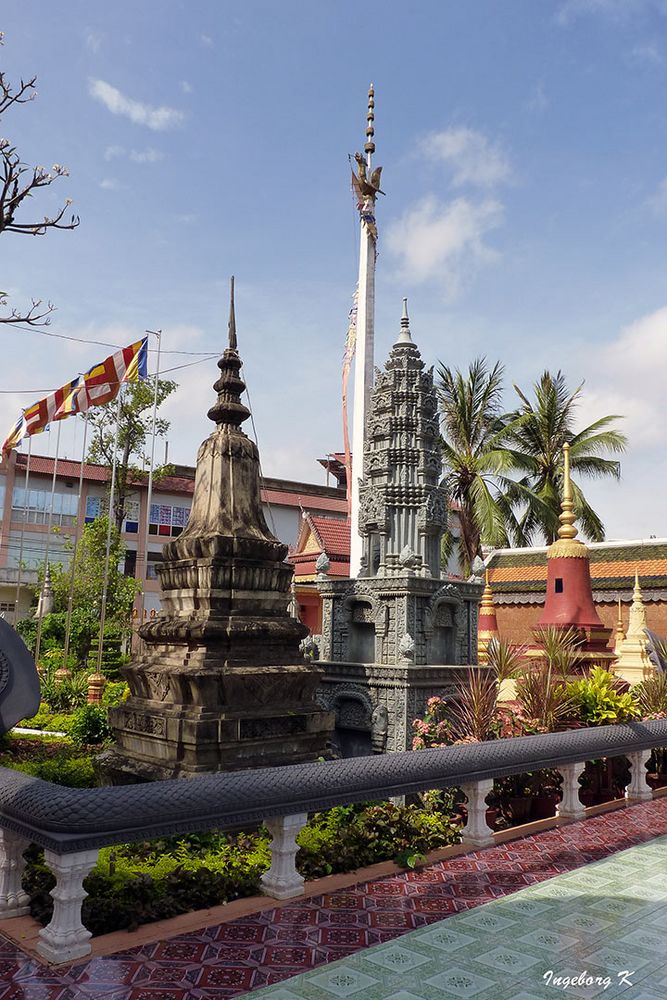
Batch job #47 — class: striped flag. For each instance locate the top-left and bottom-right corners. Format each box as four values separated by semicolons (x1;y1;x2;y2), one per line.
72;337;148;413
23;375;83;437
1;413;27;458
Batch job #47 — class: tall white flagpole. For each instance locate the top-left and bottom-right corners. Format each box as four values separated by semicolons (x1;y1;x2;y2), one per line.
34;420;62;662
350;84;381;578
139;329;162;626
96;388;123;672
13;435;32;621
62;411;89;668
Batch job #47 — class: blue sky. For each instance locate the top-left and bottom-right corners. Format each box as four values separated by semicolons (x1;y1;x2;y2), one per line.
2;0;667;539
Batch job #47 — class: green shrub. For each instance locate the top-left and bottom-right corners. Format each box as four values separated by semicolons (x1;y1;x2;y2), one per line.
69;705;112;747
20;705;76;734
12;755;96;787
566;667;640;725
101;682;130;707
296;798;460;879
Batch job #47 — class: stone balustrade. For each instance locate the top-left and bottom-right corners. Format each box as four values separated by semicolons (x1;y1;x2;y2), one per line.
1;718;667;964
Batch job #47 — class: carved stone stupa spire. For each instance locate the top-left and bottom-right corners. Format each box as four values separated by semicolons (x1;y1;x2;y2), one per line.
102;279;333;780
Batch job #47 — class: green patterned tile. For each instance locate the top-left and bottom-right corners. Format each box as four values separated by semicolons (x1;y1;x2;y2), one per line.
307;967;380;997
516;928;579;953
422;967;498;998
361;944;431;974
410;925;476;953
472;945;541;975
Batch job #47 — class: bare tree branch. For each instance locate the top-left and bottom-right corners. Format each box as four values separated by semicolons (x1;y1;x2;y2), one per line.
0;32;79;326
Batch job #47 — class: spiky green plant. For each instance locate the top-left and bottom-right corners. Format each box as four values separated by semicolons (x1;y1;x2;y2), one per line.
533;626;581;679
486;637;527;684
635;672;667;718
449;668;498;743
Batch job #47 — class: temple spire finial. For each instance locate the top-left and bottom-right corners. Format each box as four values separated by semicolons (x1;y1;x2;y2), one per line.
207;276;250;428
557;442;578;541
228;275;237;351
396;296;413;344
365;83;375;163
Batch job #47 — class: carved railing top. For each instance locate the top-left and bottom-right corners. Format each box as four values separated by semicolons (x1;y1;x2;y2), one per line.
2;719;667;853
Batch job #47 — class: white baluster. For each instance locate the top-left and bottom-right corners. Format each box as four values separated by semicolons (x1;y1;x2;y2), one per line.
625;750;653;802
461;779;495;848
0;829;30;917
37;848;99;964
556;762;586;819
260;813;307;900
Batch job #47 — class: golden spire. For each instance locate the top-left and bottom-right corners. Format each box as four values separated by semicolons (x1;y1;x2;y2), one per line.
557;442;578;540
633;568;642;603
547;442;587;558
365;83;375;160
480;569;494;611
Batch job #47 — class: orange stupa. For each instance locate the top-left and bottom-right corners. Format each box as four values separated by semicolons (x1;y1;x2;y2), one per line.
534;443;614;667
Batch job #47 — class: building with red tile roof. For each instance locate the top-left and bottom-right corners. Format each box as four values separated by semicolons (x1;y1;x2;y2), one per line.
0;450;346;623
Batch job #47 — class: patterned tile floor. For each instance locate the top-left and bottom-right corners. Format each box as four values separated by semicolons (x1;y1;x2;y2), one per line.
3;798;667;999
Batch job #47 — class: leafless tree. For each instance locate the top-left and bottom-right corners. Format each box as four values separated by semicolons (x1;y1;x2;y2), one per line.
0;31;79;326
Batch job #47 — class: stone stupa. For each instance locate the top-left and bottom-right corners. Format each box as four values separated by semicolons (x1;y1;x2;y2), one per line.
101;280;333;781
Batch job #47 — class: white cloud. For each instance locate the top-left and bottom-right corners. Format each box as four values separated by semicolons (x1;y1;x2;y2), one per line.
181;80;193;94
645;177;667;214
99;177;122;191
386;195;504;297
129;148;163;164
526;81;549;114
89;79;185;131
629;40;663;63
200;33;214;47
420;127;511;188
577;305;667;448
104;145;125;161
84;28;102;53
556;0;654;25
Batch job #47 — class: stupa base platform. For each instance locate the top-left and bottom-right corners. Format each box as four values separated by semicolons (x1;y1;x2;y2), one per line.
98;701;334;783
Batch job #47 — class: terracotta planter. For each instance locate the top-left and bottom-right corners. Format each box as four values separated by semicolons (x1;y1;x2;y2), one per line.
485;806;500;830
531;793;559;820
508;796;533;823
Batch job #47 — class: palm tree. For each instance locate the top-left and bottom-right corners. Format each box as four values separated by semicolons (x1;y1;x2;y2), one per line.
437;357;531;574
507;371;626;543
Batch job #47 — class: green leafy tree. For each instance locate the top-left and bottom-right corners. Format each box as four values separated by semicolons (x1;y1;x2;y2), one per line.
507;371;627;543
18;518;139;663
87;378;177;529
437;357;531;574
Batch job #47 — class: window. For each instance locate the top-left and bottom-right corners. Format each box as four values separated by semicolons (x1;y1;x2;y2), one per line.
85;495;103;523
0;602;15;615
123;499;140;534
146;551;163;580
124;550;137;577
555;578;563;594
148;503;190;537
12;486;79;526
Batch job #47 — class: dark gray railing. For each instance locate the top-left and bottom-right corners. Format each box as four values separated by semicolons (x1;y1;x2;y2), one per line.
1;718;665;965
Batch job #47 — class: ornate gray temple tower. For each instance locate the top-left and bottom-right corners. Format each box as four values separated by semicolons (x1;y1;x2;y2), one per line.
317;302;482;755
101;281;333;781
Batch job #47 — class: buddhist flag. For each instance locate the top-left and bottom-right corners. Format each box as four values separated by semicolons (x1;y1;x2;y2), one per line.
74;337;148;413
23;375;83;437
1;413;27;458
